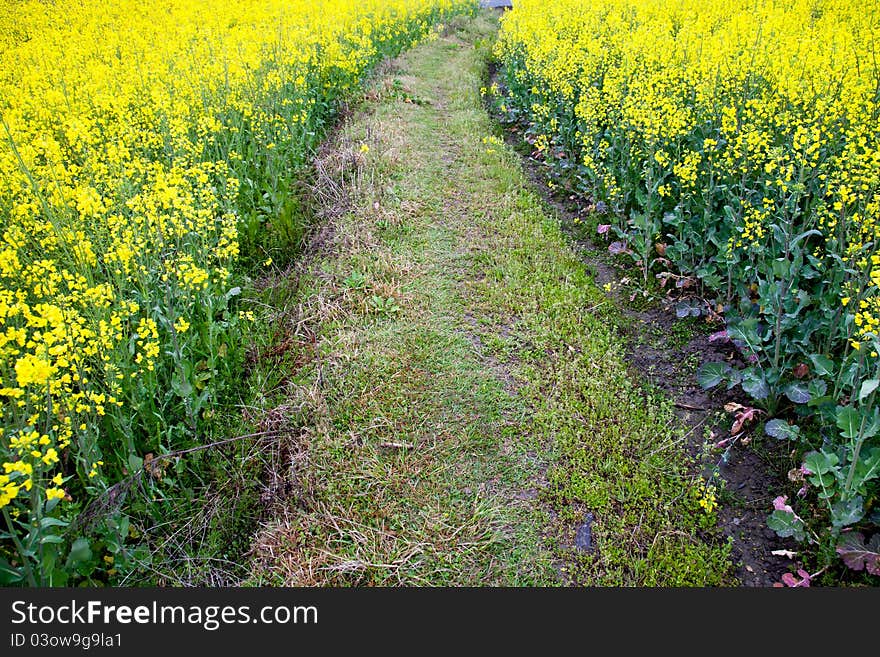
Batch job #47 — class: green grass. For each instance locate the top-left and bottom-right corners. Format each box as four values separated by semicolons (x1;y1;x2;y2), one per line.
242;12;734;586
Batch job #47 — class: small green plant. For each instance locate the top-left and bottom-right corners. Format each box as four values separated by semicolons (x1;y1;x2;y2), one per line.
370;295;401;316
344;270;367;290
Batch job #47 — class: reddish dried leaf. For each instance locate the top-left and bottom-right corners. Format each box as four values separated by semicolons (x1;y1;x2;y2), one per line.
837;532;880;575
773;495;794;513
608;241;632;255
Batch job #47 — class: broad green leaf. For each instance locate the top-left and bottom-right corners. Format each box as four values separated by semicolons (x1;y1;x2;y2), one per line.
809;472;837;489
809;354;835;377
770;223;787;245
49;568;69;587
791;229;822;248
765;419;800;440
66;537;92;567
171;374;193;398
0;557;24;585
840;361;860;388
831;497;864;528
816;485;836;500
697;362;729;389
863;410;880;439
836;406;861;439
859;379;880;402
784;382;811;404
40;535;64;545
729;320;762;347
39;517;68;529
851;448;880;488
741;369;769;400
767;509;806;541
807;379;828;399
128;453;143;472
771;258;790;278
804;450;838;476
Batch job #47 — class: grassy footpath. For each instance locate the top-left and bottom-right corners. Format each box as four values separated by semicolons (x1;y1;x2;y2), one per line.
246;12;733;585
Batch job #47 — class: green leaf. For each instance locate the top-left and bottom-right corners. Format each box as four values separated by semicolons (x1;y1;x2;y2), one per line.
171;374;193;398
39;517;68;529
40;535;64;545
851;448;880;489
765;419;800;440
791;229;823;248
0;557;24;585
836;406;861;439
767;510;806;541
49;568;69;587
812;471;837;487
862;410;880;439
784;382;811;404
840;361;860;388
741;369;769;400
831;497;864;528
66;537;92;567
859;379;879;402
697;362;730;389
807;379;828;399
816;485;836;500
128;453;143;472
729;320;762;348
809;354;835;377
771;258;790;279
804;450;839;476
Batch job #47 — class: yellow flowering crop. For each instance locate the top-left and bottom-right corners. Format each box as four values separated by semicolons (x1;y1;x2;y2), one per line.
496;0;880;378
0;0;473;585
496;0;880;546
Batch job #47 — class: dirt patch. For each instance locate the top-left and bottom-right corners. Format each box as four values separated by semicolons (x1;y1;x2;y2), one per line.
484;65;795;587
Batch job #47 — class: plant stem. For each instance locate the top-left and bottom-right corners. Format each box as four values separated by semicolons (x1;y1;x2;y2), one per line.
2;507;36;587
845;387;876;494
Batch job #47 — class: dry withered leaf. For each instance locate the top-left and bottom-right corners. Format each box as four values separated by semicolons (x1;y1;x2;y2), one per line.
771;549;798;559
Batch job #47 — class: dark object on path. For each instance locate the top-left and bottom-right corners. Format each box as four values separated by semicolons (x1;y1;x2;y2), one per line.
575;513;595;552
480;0;513;8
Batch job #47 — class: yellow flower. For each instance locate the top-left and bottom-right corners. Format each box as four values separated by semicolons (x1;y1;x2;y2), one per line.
14;354;56;387
173;317;190;334
360;143;370;153
42;448;59;466
45;487;66;501
698;485;717;514
0;482;20;508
